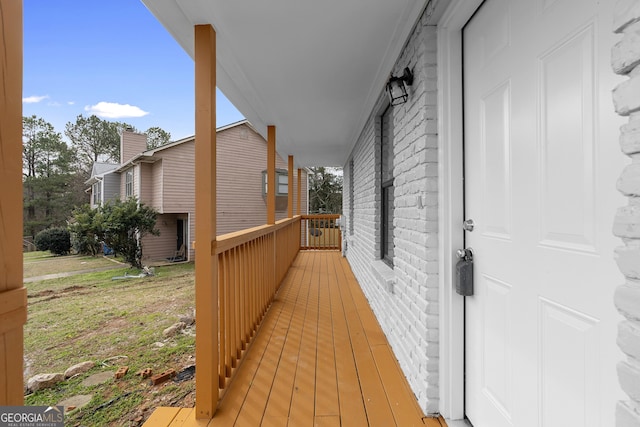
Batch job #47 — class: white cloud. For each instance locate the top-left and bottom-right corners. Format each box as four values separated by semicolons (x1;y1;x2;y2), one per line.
85;101;149;119
67;101;75;105
23;95;49;104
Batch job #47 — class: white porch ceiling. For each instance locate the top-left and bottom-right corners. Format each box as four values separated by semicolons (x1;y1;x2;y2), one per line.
141;0;429;167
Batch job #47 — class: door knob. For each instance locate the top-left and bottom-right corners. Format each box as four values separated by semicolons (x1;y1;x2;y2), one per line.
463;219;475;232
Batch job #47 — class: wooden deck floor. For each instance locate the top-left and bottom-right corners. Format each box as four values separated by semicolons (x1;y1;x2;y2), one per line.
144;251;446;427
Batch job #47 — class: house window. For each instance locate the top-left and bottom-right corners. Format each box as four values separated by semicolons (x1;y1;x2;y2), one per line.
262;169;289;196
381;105;394;266
125;170;133;197
349;159;354;236
93;181;102;206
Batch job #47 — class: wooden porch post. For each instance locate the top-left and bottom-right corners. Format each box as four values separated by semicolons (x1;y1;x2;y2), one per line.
288;156;294;218
194;23;219;419
0;0;26;406
297;168;302;215
267;126;276;225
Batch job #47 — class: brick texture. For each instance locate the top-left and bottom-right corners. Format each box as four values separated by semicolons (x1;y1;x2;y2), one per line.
613;2;640;425
343;11;439;414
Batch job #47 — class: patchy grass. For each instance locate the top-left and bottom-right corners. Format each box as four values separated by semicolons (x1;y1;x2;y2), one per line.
24;257;196;426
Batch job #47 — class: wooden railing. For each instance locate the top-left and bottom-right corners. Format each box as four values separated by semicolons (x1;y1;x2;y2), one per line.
213;216;300;390
198;214;341;415
300;214;342;250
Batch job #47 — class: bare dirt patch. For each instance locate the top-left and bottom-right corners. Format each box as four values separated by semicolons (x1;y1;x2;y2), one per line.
30;285;87;299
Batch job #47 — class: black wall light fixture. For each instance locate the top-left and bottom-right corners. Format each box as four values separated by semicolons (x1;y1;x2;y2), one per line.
386;67;414;106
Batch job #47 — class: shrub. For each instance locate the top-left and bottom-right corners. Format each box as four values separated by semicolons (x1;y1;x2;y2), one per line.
101;198;159;268
34;227;71;255
69;204;103;256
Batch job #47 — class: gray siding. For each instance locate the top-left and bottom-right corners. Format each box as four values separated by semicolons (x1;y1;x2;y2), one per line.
158;140;195;213
139;163;153;205
151;160;163;211
143;141;195;261
103;173;120;204
216;123;308;236
133;122;308;263
141;213;182;262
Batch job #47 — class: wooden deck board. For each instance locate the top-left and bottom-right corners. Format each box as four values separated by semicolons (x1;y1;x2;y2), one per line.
314;254;340;417
328;254;371;427
167;408;195;426
144;407;181;426
261;256;311;421
145;251;446;427
288;253;320;426
220;256;308;426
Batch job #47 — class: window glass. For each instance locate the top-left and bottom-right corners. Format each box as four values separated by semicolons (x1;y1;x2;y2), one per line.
93;182;101;205
381;105;394;266
263;170;289;196
125;170;133;197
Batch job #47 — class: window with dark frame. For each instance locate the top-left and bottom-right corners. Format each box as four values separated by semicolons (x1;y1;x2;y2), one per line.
349;159;354;236
262;169;290;211
381;105;394;266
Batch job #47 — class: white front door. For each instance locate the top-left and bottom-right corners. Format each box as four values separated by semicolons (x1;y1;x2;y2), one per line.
463;0;626;426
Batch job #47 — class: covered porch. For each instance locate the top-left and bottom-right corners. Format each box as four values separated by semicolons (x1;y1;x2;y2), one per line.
144;249;443;427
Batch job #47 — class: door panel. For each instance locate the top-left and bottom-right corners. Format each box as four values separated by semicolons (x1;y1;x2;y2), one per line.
539;25;596;252
463;0;625;426
481;82;512;239
539;298;598;427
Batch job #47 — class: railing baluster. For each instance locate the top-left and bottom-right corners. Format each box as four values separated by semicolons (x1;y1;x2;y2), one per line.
236;246;242;358
227;248;232;372
209;217;303;405
299;214;341;250
218;252;226;388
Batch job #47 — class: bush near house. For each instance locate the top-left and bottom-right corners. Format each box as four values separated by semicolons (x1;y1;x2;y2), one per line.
68;204;103;256
69;198;160;268
101;198;160;269
34;227;71;255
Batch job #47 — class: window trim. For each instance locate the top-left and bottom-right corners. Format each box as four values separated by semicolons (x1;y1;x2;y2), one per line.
262;169;289;196
380;104;394;267
125;170;134;198
349;159;354;236
93;181;102;206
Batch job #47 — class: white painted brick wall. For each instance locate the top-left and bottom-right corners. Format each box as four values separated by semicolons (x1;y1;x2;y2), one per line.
343;10;440;414
613;2;640;425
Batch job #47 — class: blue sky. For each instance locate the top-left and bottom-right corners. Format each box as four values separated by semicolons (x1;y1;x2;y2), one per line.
23;0;244;142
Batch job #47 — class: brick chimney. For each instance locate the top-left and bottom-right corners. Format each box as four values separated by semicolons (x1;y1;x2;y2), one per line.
120;129;148;163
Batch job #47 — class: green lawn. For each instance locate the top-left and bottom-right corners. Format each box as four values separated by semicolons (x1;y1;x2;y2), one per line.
23;253;196;426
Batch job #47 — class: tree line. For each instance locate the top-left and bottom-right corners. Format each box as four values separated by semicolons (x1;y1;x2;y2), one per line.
308;167;343;215
23;114;170;239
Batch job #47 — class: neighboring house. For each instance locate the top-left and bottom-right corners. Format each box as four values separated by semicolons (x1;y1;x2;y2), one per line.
86;120;308;263
84;162;119;209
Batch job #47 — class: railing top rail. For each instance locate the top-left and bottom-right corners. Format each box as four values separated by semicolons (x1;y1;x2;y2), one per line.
301;214;341;219
213;216;301;254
